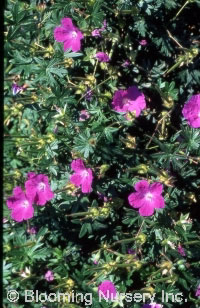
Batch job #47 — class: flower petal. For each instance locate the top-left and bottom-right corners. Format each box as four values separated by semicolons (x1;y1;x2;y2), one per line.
139;204;154;216
54;27;68;42
70;173;82;186
153;195;165;209
134;180;149;192
149;182;163;195
67;38;81;52
71;159;85;172
61;17;73;29
128;192;144;208
81;175;92;193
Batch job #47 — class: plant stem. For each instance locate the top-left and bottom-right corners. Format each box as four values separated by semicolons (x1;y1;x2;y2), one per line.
78;76;112;102
184;240;200;245
173;0;190;20
147;275;175;284
110;237;136;248
65;212;88;217
93;60;98;77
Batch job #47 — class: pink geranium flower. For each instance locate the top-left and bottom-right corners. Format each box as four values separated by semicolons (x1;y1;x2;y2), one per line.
98;280;117;300
196;285;200;297
182;94;200;128
27;227;37;234
92;20;107;37
92;29;101;37
54;17;84;52
25;173;54;206
95;52;110;62
177;244;186;257
139;39;147;46
111;86;146;117
122;60;130;67
70;159;93;193
128;180;165;216
79;110;90;121
44;270;54;282
6;187;34;222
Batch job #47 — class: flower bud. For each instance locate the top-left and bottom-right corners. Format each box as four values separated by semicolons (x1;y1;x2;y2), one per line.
162;96;174;109
135;233;147;244
46;133;55;143
186;192;197;204
88;208;100;218
137;164;149;174
99;164;110;175
133;260;142;270
160;261;173;270
142;286;155;295
4;244;11;252
66;278;75;288
65;183;77;195
99;207;110;217
64;58;74;67
124;134;136;149
31;95;38;101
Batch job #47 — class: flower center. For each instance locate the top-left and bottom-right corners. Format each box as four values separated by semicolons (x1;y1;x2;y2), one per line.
122;97;129;106
71;31;77;38
38;182;46;191
22;200;29;208
81;170;89;177
145;192;153;201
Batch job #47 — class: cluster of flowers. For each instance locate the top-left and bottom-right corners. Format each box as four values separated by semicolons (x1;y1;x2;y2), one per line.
12;18;200;127
54;17;110;62
6;173;54;222
92;19;107;37
69;159;165;217
53;17;200;128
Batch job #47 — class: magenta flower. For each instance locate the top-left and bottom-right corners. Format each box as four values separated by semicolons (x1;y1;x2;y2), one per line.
98;280;117;300
177;244;186;257
122;60;130;67
12;83;26;95
128;249;136;255
139;39;147;46
95;52;110;62
79;110;90;121
128;180;165;216
92;29;101;37
196;285;200;297
6;187;34;222
27;227;37;234
70;159;93;193
85;88;93;101
92;20;107;37
54;17;84;52
97;191;109;202
182;94;200;128
93;260;99;265
45;270;54;282
25;173;54;206
111;86;146;117
102;20;107;29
